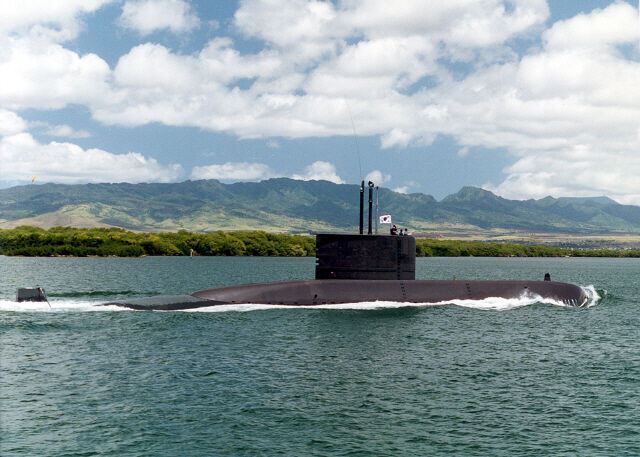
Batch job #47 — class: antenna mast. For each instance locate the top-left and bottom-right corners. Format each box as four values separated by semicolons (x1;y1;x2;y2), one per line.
368;181;374;234
375;185;379;234
359;180;364;234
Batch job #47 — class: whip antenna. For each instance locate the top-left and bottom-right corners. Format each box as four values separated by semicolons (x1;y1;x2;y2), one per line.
345;100;362;180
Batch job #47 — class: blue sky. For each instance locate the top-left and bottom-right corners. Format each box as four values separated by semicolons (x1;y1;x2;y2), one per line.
0;0;639;202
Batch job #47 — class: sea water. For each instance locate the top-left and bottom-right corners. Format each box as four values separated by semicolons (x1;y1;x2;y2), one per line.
0;256;638;456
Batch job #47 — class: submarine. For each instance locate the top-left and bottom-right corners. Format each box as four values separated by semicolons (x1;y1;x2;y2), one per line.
104;181;588;310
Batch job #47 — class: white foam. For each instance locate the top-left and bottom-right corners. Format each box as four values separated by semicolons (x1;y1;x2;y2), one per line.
0;285;601;313
0;299;125;313
581;284;601;308
185;293;572;313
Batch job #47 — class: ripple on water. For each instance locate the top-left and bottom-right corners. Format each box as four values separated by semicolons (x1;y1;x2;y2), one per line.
1;256;638;457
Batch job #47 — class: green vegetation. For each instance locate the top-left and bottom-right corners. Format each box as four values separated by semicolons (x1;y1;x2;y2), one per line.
415;239;640;258
0;226;316;257
2;226;640;258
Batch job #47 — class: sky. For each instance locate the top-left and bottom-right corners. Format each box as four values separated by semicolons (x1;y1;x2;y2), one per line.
0;0;639;202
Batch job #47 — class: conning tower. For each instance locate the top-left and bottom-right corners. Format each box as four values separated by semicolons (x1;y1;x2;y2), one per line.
315;180;416;280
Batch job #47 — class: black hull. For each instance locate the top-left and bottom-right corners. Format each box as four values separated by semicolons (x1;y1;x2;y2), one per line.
105;279;588;310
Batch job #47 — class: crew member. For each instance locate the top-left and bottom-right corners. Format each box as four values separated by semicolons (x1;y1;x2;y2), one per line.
390;225;398;235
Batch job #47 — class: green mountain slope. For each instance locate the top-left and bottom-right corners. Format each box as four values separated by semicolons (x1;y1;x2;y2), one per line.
2;178;640;234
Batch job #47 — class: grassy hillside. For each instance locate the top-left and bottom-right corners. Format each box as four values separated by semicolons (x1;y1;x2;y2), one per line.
3;178;640;236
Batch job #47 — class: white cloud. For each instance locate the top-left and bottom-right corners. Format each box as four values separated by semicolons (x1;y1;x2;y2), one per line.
0;1;113;114
485;145;640;205
344;0;549;50
291;161;344;183
426;2;640;203
119;0;200;35
96;41;283;130
190;162;276;181
235;0;548;61
365;169;390;185
0;0;115;41
0;133;182;184
234;0;341;62
0;109;27;135
392;180;417;194
190;160;346;184
543;2;639;51
0;37;111;110
380;128;414;149
113;43;201;89
44;124;91;138
93;0;550;141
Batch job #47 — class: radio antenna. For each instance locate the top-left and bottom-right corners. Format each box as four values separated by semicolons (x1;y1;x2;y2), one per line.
345;100;362;180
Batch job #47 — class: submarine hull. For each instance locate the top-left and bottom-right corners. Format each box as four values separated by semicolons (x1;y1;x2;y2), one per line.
105;279;588;310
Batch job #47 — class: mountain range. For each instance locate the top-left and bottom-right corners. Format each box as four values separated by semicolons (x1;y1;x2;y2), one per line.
1;178;640;236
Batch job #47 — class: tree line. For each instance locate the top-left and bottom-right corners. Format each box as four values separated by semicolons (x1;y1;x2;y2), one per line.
0;226;315;257
1;226;640;258
415;238;640;258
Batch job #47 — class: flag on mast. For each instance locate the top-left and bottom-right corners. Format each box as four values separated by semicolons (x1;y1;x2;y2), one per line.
379;215;391;224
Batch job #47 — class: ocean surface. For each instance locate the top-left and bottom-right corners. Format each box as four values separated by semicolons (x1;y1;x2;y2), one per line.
0;255;637;456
